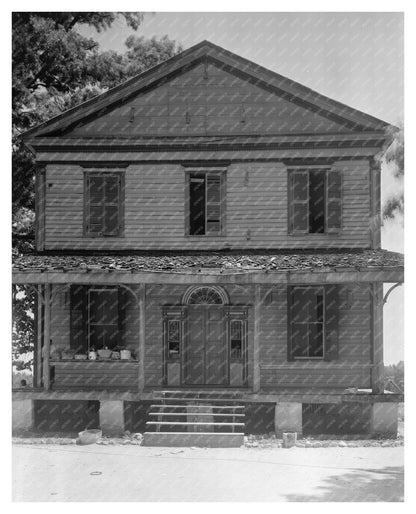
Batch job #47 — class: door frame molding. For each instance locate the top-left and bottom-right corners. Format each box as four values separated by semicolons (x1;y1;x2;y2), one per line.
162;285;249;388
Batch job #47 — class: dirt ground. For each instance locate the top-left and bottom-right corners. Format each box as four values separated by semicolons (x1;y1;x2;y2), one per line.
12;443;404;502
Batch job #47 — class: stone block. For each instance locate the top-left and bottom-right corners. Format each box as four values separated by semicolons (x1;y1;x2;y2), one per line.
275;402;302;437
12;399;34;433
99;400;125;436
371;402;398;437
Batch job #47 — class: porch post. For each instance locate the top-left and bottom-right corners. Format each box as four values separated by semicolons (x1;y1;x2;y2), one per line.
138;283;146;392
42;283;51;390
35;285;44;387
372;282;384;394
253;284;261;393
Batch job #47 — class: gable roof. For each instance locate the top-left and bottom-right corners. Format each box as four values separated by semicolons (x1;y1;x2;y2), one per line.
22;40;392;142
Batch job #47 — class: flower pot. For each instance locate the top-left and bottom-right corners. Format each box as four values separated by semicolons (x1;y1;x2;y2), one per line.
97;349;112;359
120;349;131;360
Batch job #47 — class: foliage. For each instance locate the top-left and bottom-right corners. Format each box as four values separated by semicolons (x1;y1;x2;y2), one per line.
12;12;182;235
12;286;36;370
380;124;404;220
384;361;404;393
12;12;182;367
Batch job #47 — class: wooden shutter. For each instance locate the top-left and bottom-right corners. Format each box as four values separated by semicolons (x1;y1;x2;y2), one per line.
206;174;221;234
287;287;295;361
324;285;339;361
189;176;206;235
103;175;121;236
86;173;121;236
87;175;105;236
290;171;309;233
70;285;88;353
118;287;128;348
326;170;342;232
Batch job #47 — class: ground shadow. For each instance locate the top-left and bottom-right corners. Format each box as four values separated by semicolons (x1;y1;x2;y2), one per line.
283;466;404;502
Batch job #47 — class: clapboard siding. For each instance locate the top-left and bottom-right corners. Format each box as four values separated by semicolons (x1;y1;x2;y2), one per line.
52;361;139;390
69;63;349;137
47;282;371;391
259;283;372;389
43;160;371;250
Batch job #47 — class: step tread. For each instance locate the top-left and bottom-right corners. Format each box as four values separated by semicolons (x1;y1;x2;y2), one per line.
149;412;245;418
144;432;245;436
150;404;245;409
154;398;245;403
146;421;245;426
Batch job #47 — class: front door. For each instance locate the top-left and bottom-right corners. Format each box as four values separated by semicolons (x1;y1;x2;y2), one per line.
184;306;228;385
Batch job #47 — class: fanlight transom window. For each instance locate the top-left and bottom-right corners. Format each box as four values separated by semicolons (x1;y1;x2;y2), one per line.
187;287;224;305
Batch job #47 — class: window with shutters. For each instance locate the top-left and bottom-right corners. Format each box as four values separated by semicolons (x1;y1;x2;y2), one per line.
70;285;124;353
288;285;339;361
84;171;124;237
187;169;225;236
288;168;341;234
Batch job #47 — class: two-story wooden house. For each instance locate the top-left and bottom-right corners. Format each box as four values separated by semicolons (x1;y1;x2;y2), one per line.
13;41;404;446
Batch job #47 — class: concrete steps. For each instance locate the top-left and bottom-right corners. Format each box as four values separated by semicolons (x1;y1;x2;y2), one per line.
143;391;246;447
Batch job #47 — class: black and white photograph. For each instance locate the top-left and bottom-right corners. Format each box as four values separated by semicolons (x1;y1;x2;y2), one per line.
9;4;407;503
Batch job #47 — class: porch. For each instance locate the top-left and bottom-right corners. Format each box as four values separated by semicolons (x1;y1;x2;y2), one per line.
12;249;404;438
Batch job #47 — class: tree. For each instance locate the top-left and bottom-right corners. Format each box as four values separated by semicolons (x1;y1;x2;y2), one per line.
380;124;404;220
12;12;182;243
12;12;182;370
383;361;404;393
12;286;36;371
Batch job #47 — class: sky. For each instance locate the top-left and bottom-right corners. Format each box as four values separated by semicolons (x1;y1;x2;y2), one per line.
79;11;404;364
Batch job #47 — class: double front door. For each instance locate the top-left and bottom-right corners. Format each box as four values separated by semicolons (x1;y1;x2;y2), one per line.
183;306;228;385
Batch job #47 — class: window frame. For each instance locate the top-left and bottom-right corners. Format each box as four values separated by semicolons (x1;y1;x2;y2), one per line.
184;167;227;237
229;318;245;362
83;169;125;238
288;166;342;235
166;319;181;360
289;285;326;361
87;286;120;352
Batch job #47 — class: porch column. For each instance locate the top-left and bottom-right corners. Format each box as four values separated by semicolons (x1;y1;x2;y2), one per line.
42;283;51;390
253;284;261;393
138;284;146;393
35;285;43;388
372;282;384;394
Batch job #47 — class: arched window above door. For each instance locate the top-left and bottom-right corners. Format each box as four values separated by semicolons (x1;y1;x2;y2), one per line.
183;286;229;305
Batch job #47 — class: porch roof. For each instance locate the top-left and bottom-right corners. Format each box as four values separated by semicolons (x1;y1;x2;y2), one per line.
12;249;403;285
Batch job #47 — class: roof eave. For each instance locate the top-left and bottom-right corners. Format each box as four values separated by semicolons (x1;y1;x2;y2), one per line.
20;40;395;143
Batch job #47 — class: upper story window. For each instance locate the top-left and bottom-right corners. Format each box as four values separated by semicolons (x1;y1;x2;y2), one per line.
84;171;124;237
288;168;341;234
186;169;225;236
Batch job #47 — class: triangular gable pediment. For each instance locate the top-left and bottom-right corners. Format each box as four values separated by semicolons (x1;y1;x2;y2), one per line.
23;41;391;141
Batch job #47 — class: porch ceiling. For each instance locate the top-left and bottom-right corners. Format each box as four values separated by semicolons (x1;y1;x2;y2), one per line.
12;249;404;284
